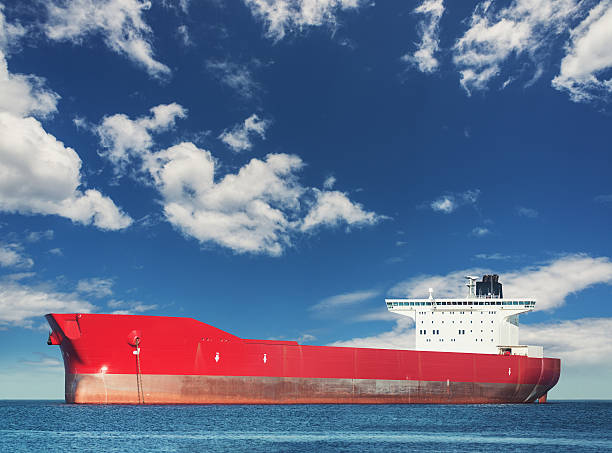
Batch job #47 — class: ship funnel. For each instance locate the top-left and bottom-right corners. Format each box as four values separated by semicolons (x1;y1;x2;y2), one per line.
477;274;503;298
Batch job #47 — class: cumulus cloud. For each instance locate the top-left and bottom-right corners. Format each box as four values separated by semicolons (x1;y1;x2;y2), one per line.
0;112;132;230
147;146;305;255
0;51;59;119
0;25;132;231
219;114;270;152
311;289;380;312
0;280;95;328
430;189;480;213
453;0;579;93
0;243;34;269
45;0;170;78
521;317;612;365
145;145;381;255
96;103;186;172
244;0;365;41
76;277;114;298
206;60;261;99
93;104;381;255
403;0;444;73
552;1;612;102
301;189;380;232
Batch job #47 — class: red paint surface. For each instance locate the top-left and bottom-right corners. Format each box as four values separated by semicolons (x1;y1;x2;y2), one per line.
47;313;560;397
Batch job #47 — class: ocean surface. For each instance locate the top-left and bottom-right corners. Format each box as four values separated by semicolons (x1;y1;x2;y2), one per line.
1;400;610;452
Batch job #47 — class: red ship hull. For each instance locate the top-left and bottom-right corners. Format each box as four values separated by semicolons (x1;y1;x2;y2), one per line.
46;313;560;404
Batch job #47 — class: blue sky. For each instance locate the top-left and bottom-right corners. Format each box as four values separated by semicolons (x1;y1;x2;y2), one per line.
0;0;611;399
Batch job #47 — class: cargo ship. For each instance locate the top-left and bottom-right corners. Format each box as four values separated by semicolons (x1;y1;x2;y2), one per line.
46;275;560;404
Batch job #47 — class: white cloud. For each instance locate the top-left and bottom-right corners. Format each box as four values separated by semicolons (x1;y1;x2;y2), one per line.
521;318;612;365
300;189;380;232
516;206;539;218
403;0;444;73
20;353;63;368
552;1;612;102
76;277;114;298
352;309;399;322
471;226;490;236
390;254;612;311
244;0;364;41
390;268;486;299
144;143;380;255
502;255;612;310
323;175;336;189
0;243;34;269
0;280;95;328
148;147;304;256
93;104;381;255
329;317;415;350
106;299;157;314
1;272;35;282
177;24;192;46
311;289;380;312
206;60;261;99
430;189;480;213
45;0;170;78
0;36;131;231
0;112;132;230
0;6;26;53
0;51;59;119
48;248;63;256
219;114;270;152
453;0;579;93
298;333;316;343
475;253;511;260
25;230;54;242
431;196;455;213
96;103;186;172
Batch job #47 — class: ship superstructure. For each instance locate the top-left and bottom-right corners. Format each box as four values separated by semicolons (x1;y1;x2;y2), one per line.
385;275;542;357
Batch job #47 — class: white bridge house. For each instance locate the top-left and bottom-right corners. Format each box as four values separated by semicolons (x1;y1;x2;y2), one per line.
386;275;543;357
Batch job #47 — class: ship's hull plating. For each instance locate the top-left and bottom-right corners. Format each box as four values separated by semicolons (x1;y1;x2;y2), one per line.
66;373;553;404
47;313;561;405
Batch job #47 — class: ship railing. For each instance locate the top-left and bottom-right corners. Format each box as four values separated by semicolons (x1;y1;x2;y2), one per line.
386;300;536;308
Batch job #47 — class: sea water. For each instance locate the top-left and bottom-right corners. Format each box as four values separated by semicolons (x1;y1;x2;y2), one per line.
1;400;610;452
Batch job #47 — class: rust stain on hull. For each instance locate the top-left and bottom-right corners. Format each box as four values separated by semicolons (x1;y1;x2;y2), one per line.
66;373;553;404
